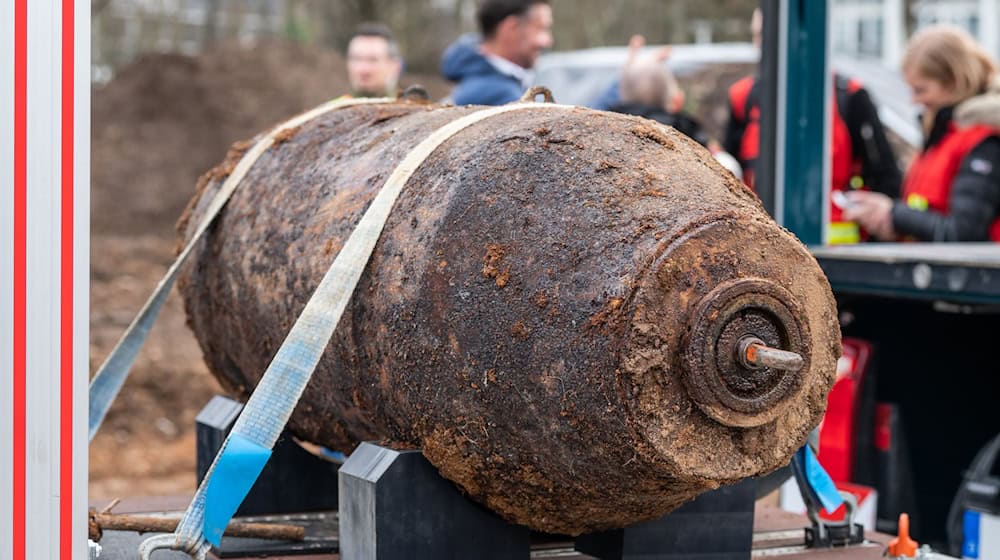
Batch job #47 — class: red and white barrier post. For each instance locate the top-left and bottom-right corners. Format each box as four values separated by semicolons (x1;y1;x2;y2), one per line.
2;0;89;558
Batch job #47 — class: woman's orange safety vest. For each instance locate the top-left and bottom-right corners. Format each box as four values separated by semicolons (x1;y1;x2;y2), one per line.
902;122;1000;241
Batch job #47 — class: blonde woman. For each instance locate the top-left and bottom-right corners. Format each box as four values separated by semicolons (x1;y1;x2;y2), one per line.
845;26;1000;241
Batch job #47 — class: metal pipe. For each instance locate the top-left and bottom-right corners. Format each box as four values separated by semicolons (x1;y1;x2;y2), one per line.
87;510;306;543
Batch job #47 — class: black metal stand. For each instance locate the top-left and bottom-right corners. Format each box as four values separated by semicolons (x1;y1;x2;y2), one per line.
338;442;531;559
575;478;757;560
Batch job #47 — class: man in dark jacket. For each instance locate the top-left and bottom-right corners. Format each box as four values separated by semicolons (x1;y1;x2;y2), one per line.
441;0;553;105
723;73;902;199
722;8;899;243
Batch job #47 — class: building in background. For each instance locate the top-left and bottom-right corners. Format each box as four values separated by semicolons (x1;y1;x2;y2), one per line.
831;0;904;67
911;0;999;62
832;0;1000;68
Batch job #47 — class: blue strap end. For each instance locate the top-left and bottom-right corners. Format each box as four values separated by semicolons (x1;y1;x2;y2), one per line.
319;447;347;463
203;434;272;546
798;445;844;513
963;509;981;559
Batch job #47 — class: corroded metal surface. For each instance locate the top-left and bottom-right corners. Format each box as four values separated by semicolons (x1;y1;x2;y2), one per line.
176;100;840;535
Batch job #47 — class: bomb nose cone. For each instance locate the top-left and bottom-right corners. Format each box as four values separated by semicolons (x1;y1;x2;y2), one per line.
681;277;811;428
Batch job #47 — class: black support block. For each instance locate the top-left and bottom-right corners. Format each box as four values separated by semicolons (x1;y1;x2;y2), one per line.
338;441;531;560
575;478;757;560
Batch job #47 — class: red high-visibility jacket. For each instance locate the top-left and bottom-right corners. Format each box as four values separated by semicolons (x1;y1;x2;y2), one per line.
902;122;1000;241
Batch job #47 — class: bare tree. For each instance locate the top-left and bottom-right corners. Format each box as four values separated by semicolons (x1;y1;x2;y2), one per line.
93;0;114;16
355;0;379;22
202;0;222;48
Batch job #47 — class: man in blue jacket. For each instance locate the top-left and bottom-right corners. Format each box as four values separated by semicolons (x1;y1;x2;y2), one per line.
441;0;553;105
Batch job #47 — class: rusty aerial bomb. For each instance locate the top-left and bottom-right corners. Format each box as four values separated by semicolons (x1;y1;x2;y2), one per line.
176;98;840;535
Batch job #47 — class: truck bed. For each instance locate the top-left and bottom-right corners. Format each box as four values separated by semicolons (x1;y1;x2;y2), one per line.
811;243;1000;304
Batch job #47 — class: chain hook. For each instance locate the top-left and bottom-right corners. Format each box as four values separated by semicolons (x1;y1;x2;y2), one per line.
518;86;555;103
397;85;430;102
137;534;210;560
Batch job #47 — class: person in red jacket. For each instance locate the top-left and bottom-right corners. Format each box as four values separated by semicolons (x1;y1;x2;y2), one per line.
845;26;1000;242
724;9;901;244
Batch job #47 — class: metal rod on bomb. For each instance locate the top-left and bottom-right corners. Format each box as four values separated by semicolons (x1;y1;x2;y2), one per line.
738;336;804;372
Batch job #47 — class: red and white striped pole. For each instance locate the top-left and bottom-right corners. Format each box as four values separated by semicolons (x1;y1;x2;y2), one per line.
2;0;89;558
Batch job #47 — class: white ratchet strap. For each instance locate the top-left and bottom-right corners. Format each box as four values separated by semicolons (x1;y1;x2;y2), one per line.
87;96;394;443
140;91;572;558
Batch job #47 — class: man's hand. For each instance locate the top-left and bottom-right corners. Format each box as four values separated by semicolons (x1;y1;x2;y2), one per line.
625;35;671;66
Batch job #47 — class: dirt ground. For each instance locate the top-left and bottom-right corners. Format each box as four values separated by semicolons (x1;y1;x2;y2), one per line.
88;41;450;500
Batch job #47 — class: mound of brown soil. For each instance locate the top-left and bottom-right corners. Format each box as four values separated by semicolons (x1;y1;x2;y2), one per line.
92;41;450;237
